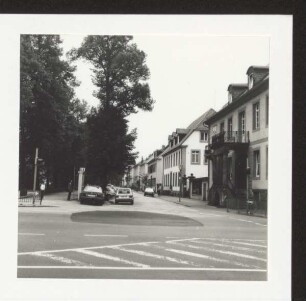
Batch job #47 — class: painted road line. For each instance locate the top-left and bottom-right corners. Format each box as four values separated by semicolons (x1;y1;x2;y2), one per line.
192;240;266;254
223;240;267;248
167;241;261;268
229;217;267;227
18;240;160;256
84;235;128;237
34;252;85;266
187;241;266;262
17;266;267;272
75;249;149;268
112;246;199;267
164;248;255;268
19;233;45;236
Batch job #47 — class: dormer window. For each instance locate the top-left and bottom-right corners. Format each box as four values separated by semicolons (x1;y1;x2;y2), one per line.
228;91;232;103
248;74;254;89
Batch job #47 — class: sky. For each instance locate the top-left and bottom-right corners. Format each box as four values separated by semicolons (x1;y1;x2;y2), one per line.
61;34;269;161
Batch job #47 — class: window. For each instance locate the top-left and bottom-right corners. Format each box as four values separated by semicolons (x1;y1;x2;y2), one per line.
248;74;254;89
266;95;269;126
228;117;233;138
254;150;260;178
228;157;233;180
200;131;208;142
239;111;245;134
204;152;208;164
220;122;225;133
191;150;200;164
253;102;260;130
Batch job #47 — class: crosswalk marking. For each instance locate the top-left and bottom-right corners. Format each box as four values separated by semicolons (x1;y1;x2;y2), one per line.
75;248;149;268
112;246;199;266
34;252;85;266
224;241;267;248
190;241;266;262
164;248;255;268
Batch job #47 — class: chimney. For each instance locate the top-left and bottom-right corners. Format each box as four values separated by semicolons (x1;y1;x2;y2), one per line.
246;66;269;89
227;84;248;102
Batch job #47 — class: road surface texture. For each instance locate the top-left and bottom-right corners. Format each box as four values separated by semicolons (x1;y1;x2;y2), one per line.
18;191;267;280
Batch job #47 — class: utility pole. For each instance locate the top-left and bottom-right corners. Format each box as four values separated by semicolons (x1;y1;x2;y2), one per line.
32;148;38;205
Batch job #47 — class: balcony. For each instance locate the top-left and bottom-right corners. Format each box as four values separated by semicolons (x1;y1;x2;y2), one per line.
209;131;249;151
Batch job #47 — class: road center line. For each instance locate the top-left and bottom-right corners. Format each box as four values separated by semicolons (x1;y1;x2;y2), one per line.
19;233;45;236
84;235;128;237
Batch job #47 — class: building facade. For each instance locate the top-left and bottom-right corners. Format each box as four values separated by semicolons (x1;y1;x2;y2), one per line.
147;148;164;192
205;66;269;211
162;108;216;200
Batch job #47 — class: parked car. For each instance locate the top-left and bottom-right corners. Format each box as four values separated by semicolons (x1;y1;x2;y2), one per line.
79;185;104;205
144;187;155;197
115;188;134;205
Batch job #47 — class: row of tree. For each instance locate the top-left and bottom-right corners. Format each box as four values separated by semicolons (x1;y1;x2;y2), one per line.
19;35;154;191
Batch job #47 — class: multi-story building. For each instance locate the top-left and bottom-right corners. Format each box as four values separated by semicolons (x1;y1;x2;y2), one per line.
162;108;216;200
205;66;269;210
147;147;165;192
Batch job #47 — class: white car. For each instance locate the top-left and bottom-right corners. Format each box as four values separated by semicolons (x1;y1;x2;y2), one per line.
144;187;155;197
115;188;134;205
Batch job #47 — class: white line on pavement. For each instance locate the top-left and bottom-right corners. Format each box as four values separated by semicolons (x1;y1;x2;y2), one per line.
229;217;267;227
164;248;254;268
222;240;267;248
18;241;160;256
75;249;149;268
84;235;128;237
34;252;85;266
17;266;267;272
19;233;45;236
112;246;199;266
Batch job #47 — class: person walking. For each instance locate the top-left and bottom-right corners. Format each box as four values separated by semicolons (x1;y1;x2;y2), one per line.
67;180;73;200
40;181;46;205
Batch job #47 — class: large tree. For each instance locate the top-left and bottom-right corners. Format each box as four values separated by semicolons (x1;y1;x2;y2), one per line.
20;35;87;191
69;36;154;185
68;35;154;116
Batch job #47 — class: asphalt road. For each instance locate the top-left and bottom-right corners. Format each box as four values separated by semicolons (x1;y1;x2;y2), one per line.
18;191;267;280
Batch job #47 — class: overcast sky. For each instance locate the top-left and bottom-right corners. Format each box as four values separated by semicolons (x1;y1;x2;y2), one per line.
61;34;269;161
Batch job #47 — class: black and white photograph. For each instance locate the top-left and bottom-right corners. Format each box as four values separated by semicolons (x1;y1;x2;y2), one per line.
0;14;292;301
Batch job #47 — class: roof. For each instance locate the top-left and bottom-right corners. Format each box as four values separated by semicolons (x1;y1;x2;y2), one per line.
162;108;215;156
186;108;216;130
206;74;269;124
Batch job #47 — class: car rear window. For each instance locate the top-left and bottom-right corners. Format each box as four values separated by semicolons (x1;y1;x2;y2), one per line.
118;189;131;194
84;186;102;193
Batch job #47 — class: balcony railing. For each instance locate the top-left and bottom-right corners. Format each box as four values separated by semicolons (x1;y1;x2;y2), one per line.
211;131;249;146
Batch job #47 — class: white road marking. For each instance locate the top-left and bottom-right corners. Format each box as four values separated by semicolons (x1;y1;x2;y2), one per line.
34;252;85;266
112;246;199;266
191;240;266;254
84;235;128;237
229;217;267;227
18;241;160;256
190;241;266;262
223;240;267;248
19;233;45;236
75;249;149;268
164;248;254;268
17;266;266;272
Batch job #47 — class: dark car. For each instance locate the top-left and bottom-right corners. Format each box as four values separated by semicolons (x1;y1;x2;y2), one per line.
115;188;134;205
79;185;104;205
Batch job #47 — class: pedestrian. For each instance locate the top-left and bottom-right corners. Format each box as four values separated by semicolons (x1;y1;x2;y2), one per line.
67;180;73;200
40;181;46;205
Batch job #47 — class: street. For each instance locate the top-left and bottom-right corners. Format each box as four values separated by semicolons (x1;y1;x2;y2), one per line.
18;191;267;280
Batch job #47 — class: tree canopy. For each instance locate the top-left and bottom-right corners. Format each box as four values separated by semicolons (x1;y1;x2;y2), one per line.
68;35;155;116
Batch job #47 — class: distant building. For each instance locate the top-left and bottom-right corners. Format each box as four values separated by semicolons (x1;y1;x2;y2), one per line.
205;66;269;210
147;147;165;192
162;108;216;200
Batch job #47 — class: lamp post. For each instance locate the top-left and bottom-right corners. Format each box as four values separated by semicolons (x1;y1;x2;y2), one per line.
32;148;43;205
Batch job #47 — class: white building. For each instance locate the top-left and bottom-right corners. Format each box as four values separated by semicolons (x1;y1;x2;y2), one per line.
147;147;165;192
162;108;216;200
